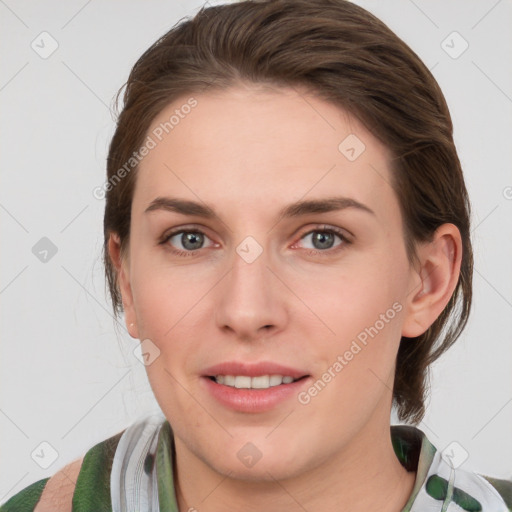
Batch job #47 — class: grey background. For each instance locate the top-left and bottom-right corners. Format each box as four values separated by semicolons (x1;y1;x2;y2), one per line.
1;0;511;503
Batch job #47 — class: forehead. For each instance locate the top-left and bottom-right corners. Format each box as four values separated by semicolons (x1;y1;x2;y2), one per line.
133;85;397;221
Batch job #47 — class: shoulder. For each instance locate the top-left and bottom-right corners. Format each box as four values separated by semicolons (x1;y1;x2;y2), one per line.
0;428;124;512
0;416;165;512
480;474;512;511
33;456;85;512
32;425;128;512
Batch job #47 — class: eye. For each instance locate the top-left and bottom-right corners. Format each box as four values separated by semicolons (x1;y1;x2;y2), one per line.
160;228;215;255
295;226;350;254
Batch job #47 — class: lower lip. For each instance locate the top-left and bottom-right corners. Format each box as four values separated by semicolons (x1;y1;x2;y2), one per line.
201;376;310;413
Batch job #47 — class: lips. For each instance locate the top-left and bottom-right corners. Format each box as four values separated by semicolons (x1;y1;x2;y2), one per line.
201;362;312;413
202;361;310;380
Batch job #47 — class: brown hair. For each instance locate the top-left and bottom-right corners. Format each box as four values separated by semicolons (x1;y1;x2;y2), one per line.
103;0;473;425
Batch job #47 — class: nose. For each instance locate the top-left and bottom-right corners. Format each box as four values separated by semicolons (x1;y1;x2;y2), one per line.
214;242;287;342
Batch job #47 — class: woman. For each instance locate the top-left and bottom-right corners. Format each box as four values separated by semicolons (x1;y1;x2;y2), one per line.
2;0;510;511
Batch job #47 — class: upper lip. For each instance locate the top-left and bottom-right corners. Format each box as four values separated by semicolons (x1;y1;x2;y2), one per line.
203;361;309;379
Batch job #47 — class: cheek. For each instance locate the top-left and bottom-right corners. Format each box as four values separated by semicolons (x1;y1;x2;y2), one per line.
298;266;406;428
130;263;205;413
130;249;206;337
312;250;406;331
129;254;215;388
305;251;408;388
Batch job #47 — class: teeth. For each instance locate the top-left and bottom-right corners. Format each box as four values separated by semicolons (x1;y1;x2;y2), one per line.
251;375;269;388
235;376;251;388
269;375;282;386
214;374;298;389
223;375;235;386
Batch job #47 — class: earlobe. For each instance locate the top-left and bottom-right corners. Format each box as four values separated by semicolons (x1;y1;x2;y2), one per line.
108;233;139;339
401;224;462;338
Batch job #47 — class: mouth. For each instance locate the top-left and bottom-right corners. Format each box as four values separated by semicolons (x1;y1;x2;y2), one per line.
206;374;309;389
201;361;311;412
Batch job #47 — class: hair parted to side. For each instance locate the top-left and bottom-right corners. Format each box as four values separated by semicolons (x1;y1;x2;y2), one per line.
103;0;473;425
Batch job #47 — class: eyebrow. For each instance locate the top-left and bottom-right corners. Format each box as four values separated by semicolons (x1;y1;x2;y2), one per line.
144;196;375;220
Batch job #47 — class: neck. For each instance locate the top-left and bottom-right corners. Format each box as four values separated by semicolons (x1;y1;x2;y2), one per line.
172;417;416;512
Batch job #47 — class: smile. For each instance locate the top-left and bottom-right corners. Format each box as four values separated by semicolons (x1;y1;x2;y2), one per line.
210;374;303;389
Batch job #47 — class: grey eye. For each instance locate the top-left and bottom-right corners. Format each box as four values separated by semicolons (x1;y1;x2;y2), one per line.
169;231;206;251
301;230;343;251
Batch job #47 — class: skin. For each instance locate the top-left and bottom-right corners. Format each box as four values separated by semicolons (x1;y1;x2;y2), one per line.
109;83;462;512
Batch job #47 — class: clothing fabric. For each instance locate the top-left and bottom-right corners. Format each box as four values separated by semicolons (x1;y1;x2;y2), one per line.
1;413;511;511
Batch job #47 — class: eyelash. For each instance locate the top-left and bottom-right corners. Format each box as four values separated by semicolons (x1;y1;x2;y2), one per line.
159;225;352;258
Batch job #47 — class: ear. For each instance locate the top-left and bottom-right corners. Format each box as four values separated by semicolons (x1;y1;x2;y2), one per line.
108;233;139;339
401;223;463;338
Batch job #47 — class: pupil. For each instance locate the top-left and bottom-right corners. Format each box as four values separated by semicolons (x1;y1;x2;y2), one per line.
313;232;334;250
182;232;203;250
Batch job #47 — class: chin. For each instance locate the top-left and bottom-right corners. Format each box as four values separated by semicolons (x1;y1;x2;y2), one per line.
201;438;311;482
216;458;306;483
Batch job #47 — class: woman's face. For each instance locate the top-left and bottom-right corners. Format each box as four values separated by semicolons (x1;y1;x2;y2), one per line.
117;84;425;480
